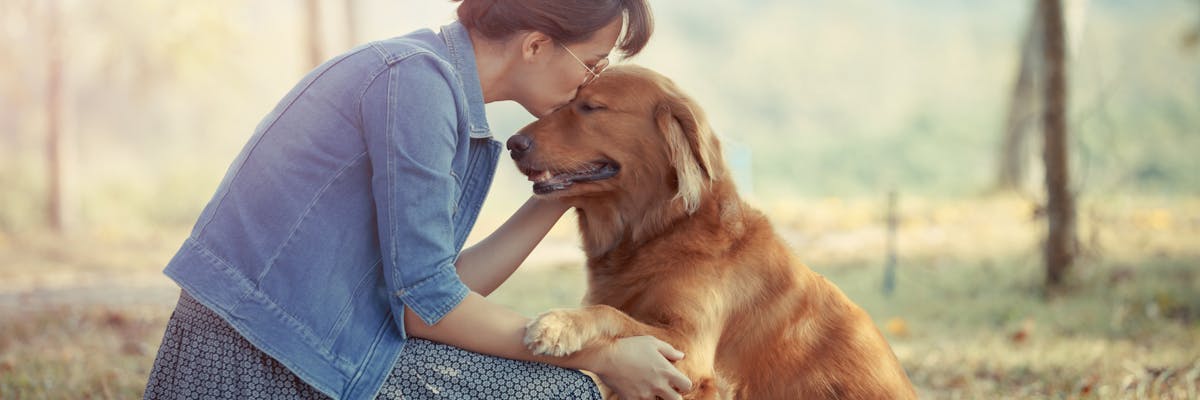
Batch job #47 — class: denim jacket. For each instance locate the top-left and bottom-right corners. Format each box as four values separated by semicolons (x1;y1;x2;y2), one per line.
163;22;499;399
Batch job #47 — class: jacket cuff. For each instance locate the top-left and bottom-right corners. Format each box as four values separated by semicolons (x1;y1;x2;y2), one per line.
395;265;470;326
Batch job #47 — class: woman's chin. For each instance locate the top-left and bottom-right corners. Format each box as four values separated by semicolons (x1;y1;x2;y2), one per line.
521;99;569;119
520;103;550;118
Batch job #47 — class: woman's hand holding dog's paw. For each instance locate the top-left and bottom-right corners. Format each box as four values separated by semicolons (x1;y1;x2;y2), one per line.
595;336;692;400
524;307;694;398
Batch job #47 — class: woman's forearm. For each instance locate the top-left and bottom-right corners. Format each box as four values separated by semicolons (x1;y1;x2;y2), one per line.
402;289;692;398
426;198;582;364
402;292;599;370
455;196;570;296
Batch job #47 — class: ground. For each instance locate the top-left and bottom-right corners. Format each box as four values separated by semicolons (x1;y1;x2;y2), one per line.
1;195;1197;399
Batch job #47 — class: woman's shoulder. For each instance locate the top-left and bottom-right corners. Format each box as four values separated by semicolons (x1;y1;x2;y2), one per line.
306;28;456;94
364;28;453;68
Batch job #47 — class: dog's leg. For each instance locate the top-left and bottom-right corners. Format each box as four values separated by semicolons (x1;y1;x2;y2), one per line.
524;304;644;357
525;304;728;399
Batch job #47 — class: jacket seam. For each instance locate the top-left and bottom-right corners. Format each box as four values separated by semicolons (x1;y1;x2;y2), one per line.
257;151;371;283
345;312;399;399
375;53;458;293
322;257;383;347
196;50;365;238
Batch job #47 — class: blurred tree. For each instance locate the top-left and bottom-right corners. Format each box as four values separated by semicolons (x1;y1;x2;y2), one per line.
345;0;359;49
304;0;323;69
1040;0;1076;289
45;0;72;233
996;0;1089;193
0;0;37;159
1184;0;1200;51
882;190;898;296
0;1;241;230
994;3;1045;192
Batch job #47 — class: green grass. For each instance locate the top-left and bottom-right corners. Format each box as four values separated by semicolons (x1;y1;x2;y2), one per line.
2;196;1198;399
831;256;1200;398
787;195;1200;398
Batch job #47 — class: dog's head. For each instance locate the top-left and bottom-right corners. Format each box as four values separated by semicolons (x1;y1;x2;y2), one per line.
508;65;724;214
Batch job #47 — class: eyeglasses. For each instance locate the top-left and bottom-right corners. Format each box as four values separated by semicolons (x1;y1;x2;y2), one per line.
559;42;609;86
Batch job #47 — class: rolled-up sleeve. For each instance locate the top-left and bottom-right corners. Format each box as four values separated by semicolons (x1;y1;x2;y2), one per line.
361;53;470;328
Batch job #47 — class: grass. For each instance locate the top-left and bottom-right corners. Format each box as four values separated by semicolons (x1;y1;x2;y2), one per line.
840;256;1200;398
1;195;1198;399
0;305;165;399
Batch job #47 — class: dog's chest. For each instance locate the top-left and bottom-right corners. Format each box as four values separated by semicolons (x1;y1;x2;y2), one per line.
584;252;698;323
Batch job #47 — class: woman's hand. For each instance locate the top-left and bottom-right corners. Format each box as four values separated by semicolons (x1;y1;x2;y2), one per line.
588;335;692;400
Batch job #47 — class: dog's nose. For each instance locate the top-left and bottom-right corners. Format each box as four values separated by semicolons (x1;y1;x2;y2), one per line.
506;134;533;160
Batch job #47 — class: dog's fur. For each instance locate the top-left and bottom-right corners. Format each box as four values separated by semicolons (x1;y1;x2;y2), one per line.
510;65;917;399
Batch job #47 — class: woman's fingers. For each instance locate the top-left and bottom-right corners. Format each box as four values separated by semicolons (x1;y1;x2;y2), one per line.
649;337;692;393
657;340;686;362
600;335;694;399
655;386;684;400
666;368;693;394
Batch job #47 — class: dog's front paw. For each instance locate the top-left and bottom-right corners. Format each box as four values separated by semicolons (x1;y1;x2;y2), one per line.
524;309;588;357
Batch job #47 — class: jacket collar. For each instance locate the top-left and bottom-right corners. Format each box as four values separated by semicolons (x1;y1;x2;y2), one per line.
440;21;491;139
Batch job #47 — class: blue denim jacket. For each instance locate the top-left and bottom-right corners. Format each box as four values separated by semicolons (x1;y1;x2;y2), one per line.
163;22;499;399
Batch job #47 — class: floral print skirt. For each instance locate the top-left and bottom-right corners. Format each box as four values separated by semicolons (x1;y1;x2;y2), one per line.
143;291;602;399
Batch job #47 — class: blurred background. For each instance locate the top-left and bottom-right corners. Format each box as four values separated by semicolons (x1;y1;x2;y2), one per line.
1;0;1197;398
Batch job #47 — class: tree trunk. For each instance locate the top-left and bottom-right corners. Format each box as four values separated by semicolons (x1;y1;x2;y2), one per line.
995;3;1045;192
304;0;323;69
1063;0;1090;57
882;190;898;296
344;0;358;49
1041;0;1076;288
45;0;69;233
1181;0;1198;50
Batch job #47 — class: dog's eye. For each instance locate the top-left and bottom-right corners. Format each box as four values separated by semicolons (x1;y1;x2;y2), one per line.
578;102;605;114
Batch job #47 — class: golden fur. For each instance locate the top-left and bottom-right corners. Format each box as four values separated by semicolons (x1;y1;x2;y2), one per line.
511;65;917;399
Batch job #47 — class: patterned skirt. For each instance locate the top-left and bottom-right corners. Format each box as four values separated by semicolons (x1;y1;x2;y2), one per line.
144;291;602;399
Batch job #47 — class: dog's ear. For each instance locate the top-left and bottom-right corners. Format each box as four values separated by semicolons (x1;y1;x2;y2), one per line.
656;96;721;214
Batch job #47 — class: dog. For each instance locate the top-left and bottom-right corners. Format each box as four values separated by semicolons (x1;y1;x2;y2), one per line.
507;65;917;399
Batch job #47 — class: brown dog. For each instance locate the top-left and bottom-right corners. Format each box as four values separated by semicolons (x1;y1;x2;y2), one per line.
507;65;917;399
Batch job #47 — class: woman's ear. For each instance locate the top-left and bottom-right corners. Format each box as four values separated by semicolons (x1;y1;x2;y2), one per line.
520;31;554;61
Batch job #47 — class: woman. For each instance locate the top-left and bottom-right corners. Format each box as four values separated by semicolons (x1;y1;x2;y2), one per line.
142;1;691;399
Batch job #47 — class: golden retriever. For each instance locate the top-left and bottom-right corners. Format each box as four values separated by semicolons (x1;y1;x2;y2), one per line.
507;65;917;399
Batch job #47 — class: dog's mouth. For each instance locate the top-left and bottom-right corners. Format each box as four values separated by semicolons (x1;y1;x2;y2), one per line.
520;161;621;195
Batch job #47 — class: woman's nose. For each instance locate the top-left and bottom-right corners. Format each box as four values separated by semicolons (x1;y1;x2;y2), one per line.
506;134;534;160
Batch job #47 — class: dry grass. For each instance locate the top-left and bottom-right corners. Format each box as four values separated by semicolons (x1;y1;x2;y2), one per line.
0;305;166;399
1;195;1198;399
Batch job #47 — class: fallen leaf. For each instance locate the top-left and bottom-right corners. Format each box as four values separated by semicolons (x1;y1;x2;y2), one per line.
885;317;910;338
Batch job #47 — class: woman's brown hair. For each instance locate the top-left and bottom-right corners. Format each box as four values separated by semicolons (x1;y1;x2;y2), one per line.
454;0;653;58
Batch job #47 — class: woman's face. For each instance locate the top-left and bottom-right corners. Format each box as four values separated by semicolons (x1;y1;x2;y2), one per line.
511;18;623;118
